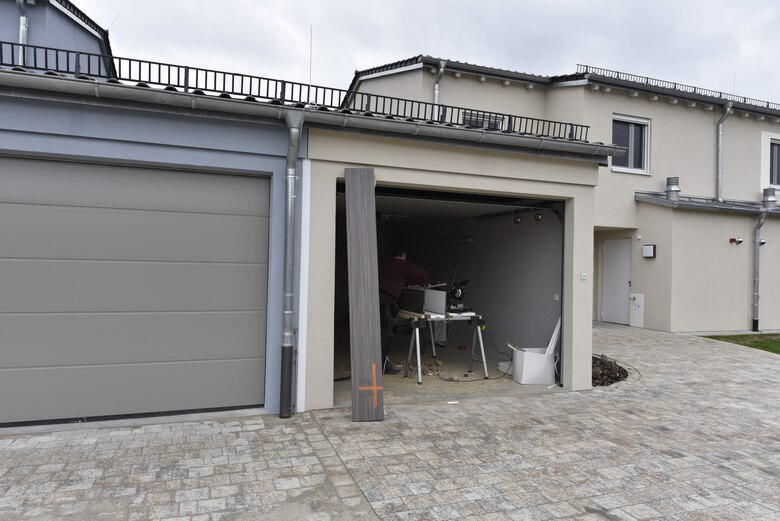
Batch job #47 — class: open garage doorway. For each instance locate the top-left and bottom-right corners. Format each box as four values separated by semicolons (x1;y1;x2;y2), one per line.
333;185;564;406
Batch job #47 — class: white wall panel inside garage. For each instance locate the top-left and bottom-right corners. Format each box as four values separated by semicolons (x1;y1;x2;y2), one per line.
0;157;269;423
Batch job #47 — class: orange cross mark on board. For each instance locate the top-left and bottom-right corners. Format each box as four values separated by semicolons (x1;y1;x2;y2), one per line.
358;362;383;409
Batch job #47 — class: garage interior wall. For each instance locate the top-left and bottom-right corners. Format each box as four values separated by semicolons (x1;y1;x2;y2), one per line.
334;195;563;360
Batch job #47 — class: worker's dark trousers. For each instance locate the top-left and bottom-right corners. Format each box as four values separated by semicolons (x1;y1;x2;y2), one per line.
379;302;395;364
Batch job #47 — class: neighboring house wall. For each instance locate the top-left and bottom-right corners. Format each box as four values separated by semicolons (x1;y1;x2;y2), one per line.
582;88;718;227
355;69;434;104
723;116;776;201
302;128;599;409
358;70;549;122
546;85;586;127
584;88;780;216
572;85;780;332
758;221;780;329
0;0;106;55
626;205;780;332
352;64;780;333
0;1;20;43
669;211;754;332
437;75;548;121
630;205;675;331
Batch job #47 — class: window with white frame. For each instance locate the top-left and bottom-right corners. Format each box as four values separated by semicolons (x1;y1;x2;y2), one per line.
771;141;780;186
612;115;649;173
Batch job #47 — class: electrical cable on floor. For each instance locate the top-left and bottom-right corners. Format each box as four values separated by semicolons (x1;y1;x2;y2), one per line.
433;331;514;383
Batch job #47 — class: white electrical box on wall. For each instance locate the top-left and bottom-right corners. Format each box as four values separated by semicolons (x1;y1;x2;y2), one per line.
630;293;645;328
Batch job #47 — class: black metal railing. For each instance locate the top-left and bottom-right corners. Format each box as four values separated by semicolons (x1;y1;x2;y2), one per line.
578;64;780;112
0;40;590;141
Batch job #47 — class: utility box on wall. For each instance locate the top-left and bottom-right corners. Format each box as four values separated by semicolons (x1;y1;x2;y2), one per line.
629;293;645;328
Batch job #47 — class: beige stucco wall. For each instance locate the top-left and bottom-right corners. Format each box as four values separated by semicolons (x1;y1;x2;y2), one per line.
300;128;600;410
758;218;780;330
721;116;780;201
350;69;780;336
670;211;754;331
356;69;434;103
595;203;780;334
546;86;586;127
578;87;780;227
437;75;548;120
631;204;675;331
581;89;717;227
360;70;779;223
360;69;549;121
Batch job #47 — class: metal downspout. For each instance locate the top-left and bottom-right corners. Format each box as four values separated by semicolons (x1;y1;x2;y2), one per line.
752;212;767;332
433;60;446;122
280;111;303;418
16;0;28;66
716;102;733;202
752;187;776;332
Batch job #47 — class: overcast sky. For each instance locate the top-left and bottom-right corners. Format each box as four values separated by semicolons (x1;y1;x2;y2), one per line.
75;0;780;102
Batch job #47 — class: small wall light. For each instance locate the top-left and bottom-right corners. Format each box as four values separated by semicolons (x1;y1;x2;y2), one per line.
760;239;767;246
730;237;743;245
513;216;522;224
533;212;543;222
642;244;656;258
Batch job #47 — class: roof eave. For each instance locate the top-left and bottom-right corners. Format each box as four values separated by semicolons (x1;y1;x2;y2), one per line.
0;70;618;165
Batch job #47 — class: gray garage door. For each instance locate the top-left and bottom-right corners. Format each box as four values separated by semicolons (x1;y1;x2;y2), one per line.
0;158;269;423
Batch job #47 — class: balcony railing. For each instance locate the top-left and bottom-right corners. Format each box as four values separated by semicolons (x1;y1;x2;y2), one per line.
0;40;590;141
578;64;780;112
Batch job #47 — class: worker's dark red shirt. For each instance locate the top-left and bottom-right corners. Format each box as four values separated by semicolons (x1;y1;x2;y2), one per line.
378;257;430;303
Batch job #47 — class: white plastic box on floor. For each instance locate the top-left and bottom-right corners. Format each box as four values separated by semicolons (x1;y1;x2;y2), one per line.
512;348;557;384
508;317;561;385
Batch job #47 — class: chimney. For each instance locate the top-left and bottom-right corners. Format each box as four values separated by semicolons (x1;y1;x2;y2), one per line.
666;177;681;201
762;187;777;210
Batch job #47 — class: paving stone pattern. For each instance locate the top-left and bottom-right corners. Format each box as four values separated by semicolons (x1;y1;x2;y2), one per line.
1;324;779;520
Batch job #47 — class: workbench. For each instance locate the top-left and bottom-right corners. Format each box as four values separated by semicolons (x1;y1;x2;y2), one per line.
397;310;489;384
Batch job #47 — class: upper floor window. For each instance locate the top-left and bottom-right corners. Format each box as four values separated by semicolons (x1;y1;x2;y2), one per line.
612;115;649;174
771;141;780;186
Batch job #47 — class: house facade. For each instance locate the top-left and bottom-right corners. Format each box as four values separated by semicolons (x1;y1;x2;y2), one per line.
351;57;780;333
2;2;776;424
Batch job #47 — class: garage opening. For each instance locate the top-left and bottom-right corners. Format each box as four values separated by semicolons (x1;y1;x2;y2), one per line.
334;184;564;406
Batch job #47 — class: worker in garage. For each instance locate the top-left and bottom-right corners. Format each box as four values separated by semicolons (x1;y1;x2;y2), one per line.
378;247;430;374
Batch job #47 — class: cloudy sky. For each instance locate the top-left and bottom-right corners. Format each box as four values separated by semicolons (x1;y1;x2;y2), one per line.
75;0;780;102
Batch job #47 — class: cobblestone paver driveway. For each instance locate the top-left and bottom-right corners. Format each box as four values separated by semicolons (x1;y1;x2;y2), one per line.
1;324;778;520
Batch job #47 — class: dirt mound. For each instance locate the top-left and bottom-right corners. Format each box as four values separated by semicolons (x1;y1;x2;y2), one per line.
592;354;628;386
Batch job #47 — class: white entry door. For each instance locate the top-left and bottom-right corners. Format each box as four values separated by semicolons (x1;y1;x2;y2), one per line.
602;238;631;325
